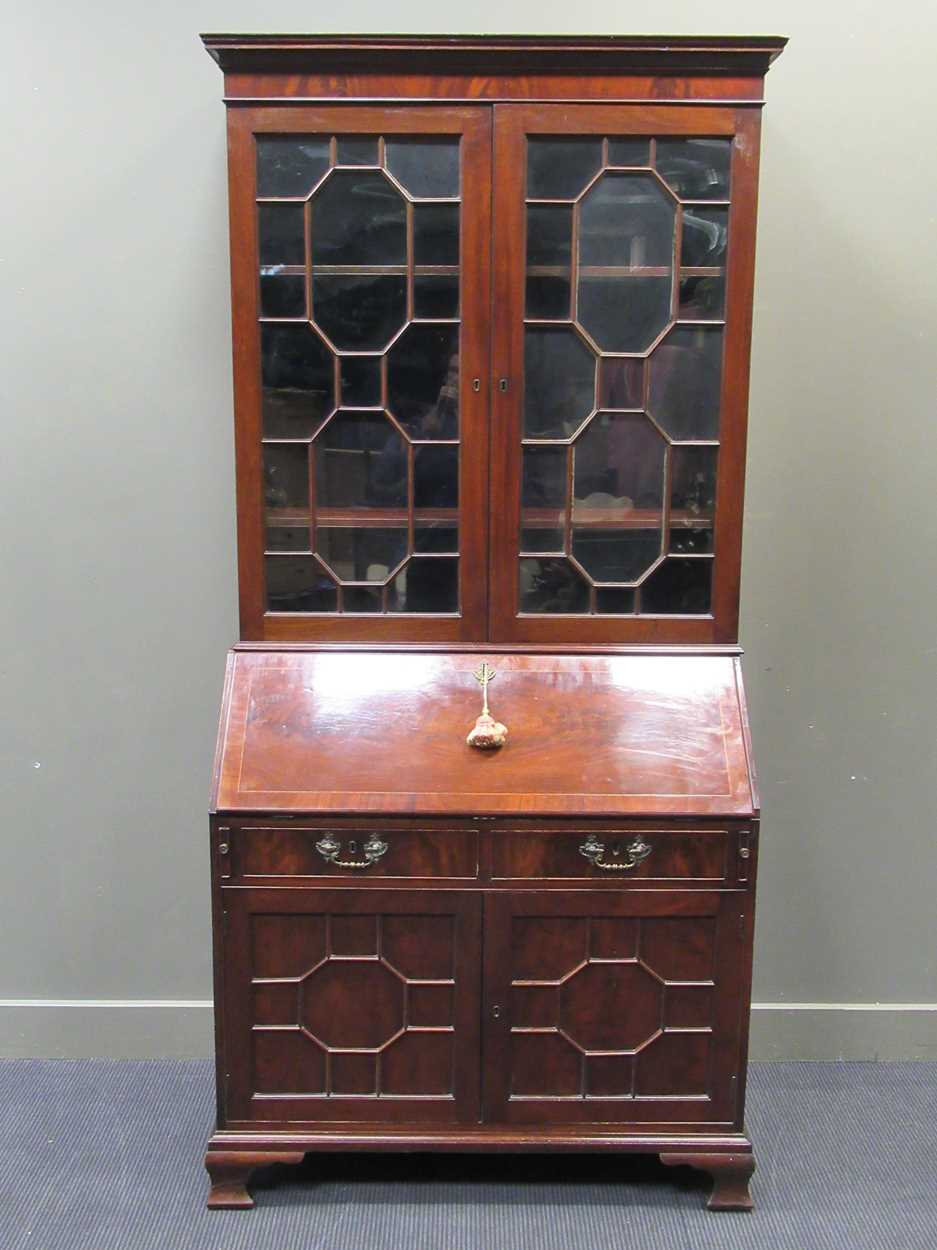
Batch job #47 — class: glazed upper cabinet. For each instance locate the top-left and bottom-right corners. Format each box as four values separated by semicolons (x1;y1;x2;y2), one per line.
211;36;776;644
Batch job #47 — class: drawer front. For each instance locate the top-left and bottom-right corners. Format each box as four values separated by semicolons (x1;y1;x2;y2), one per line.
490;829;729;884
227;825;478;881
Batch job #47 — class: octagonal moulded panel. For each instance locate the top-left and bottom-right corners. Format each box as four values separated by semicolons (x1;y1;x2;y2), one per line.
577;172;676;354
572;411;667;584
301;960;404;1050
560;961;662;1052
524;326;596;440
311;170;408;351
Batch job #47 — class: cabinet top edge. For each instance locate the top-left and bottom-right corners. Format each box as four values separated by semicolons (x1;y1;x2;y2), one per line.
200;32;787;75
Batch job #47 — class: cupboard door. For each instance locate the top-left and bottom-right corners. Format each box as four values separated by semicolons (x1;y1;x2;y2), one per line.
483;891;747;1125
490;103;760;644
222;888;481;1124
227;106;491;641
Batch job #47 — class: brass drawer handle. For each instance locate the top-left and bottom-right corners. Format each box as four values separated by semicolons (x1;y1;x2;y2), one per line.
315;833;388;869
579;834;653;872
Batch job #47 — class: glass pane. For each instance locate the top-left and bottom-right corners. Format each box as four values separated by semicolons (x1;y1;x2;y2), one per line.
388;324;459;439
265;556;337;612
681;207;728;267
335;137;379;166
315;412;406;509
266;523;308;552
657;139;731;201
578;277;672;354
414;443;458;552
572;413;666;583
264;444;308;509
258;203;305;266
261;324;334;438
414;275;459;318
526;204;572;319
385;139;460;198
260;274;305;318
340;356;382;407
577;173;675;353
257;137;329;198
313;274;407;350
317;527;408;581
520;558;590;614
311;171;407;266
390;558;459;612
413;203;459;265
607;139;650;166
596;587;636;614
679;273;725;320
524;328;595;439
648;326;723;440
344;585;382;612
527;138;602;200
670;446;717;554
521;528;564;553
599;358;643;408
641;557;713;613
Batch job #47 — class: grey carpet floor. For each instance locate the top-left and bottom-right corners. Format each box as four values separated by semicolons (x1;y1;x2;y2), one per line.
0;1060;934;1250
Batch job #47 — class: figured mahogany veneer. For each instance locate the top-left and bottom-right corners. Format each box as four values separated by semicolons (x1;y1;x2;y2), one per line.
203;32;783;1215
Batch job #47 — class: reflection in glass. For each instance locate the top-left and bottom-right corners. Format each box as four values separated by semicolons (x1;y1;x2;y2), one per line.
679;273;725;320
413;203;459;265
390;558;459;612
414;275;459;319
317;527;408;581
265;556;337;612
522;445;567;508
681;207;728;267
657;139;731;201
313;274;407;349
648;326;723;440
520;558;590;613
669;446;717;554
385;139;460;198
599;358;644;408
260;274;305;318
264;444;309;510
315;413;406;509
258;203;305;266
257;137;330;198
572;413;666;582
641;557;713;613
388;324;459;439
596;587;636;613
527;138;602;200
344;585;382;612
261;324;334;438
524;328;595;438
415;443;459;553
607;139;650;166
311;171;407;266
335;137;379;166
340;356;382;407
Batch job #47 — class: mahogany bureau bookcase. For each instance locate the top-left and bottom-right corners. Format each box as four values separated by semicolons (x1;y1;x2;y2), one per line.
200;33;786;1212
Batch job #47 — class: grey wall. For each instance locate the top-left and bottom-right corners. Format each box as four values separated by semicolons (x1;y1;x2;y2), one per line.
2;1;935;1059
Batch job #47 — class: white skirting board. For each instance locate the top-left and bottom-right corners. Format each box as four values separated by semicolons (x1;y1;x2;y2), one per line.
0;1000;935;1061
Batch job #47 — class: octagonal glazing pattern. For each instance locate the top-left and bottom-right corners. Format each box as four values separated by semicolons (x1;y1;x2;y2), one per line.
520;133;730;616
256;134;463;616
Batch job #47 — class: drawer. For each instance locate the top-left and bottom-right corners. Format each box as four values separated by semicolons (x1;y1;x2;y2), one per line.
489;828;729;884
222;825;478;881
